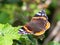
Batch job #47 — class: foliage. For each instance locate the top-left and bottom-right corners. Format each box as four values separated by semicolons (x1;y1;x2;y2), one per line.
48;41;60;45
0;23;20;45
51;0;57;8
18;35;38;45
0;0;60;45
0;4;17;24
54;11;60;21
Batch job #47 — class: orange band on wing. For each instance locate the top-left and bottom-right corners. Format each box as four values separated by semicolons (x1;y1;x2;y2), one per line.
23;26;32;33
45;22;50;30
34;30;45;36
32;17;47;20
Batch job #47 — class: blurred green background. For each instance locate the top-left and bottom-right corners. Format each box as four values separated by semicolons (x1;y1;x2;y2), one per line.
0;0;60;45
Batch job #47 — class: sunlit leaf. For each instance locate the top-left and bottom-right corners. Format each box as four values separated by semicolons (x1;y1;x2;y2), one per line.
0;23;20;45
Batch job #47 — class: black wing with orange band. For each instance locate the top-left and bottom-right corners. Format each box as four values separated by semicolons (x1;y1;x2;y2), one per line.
18;10;50;36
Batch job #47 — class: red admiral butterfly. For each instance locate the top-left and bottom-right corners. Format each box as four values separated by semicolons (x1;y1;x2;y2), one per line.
18;9;50;36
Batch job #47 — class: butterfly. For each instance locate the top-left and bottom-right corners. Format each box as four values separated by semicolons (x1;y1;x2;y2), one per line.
18;9;50;36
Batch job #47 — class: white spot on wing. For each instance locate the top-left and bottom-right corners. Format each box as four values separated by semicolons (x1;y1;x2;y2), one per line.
42;13;45;16
36;13;41;15
39;11;42;12
19;29;24;31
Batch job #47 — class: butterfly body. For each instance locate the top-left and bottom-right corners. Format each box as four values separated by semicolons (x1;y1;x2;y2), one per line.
19;10;50;36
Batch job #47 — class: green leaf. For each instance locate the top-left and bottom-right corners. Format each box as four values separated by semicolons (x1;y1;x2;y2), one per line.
0;23;20;45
